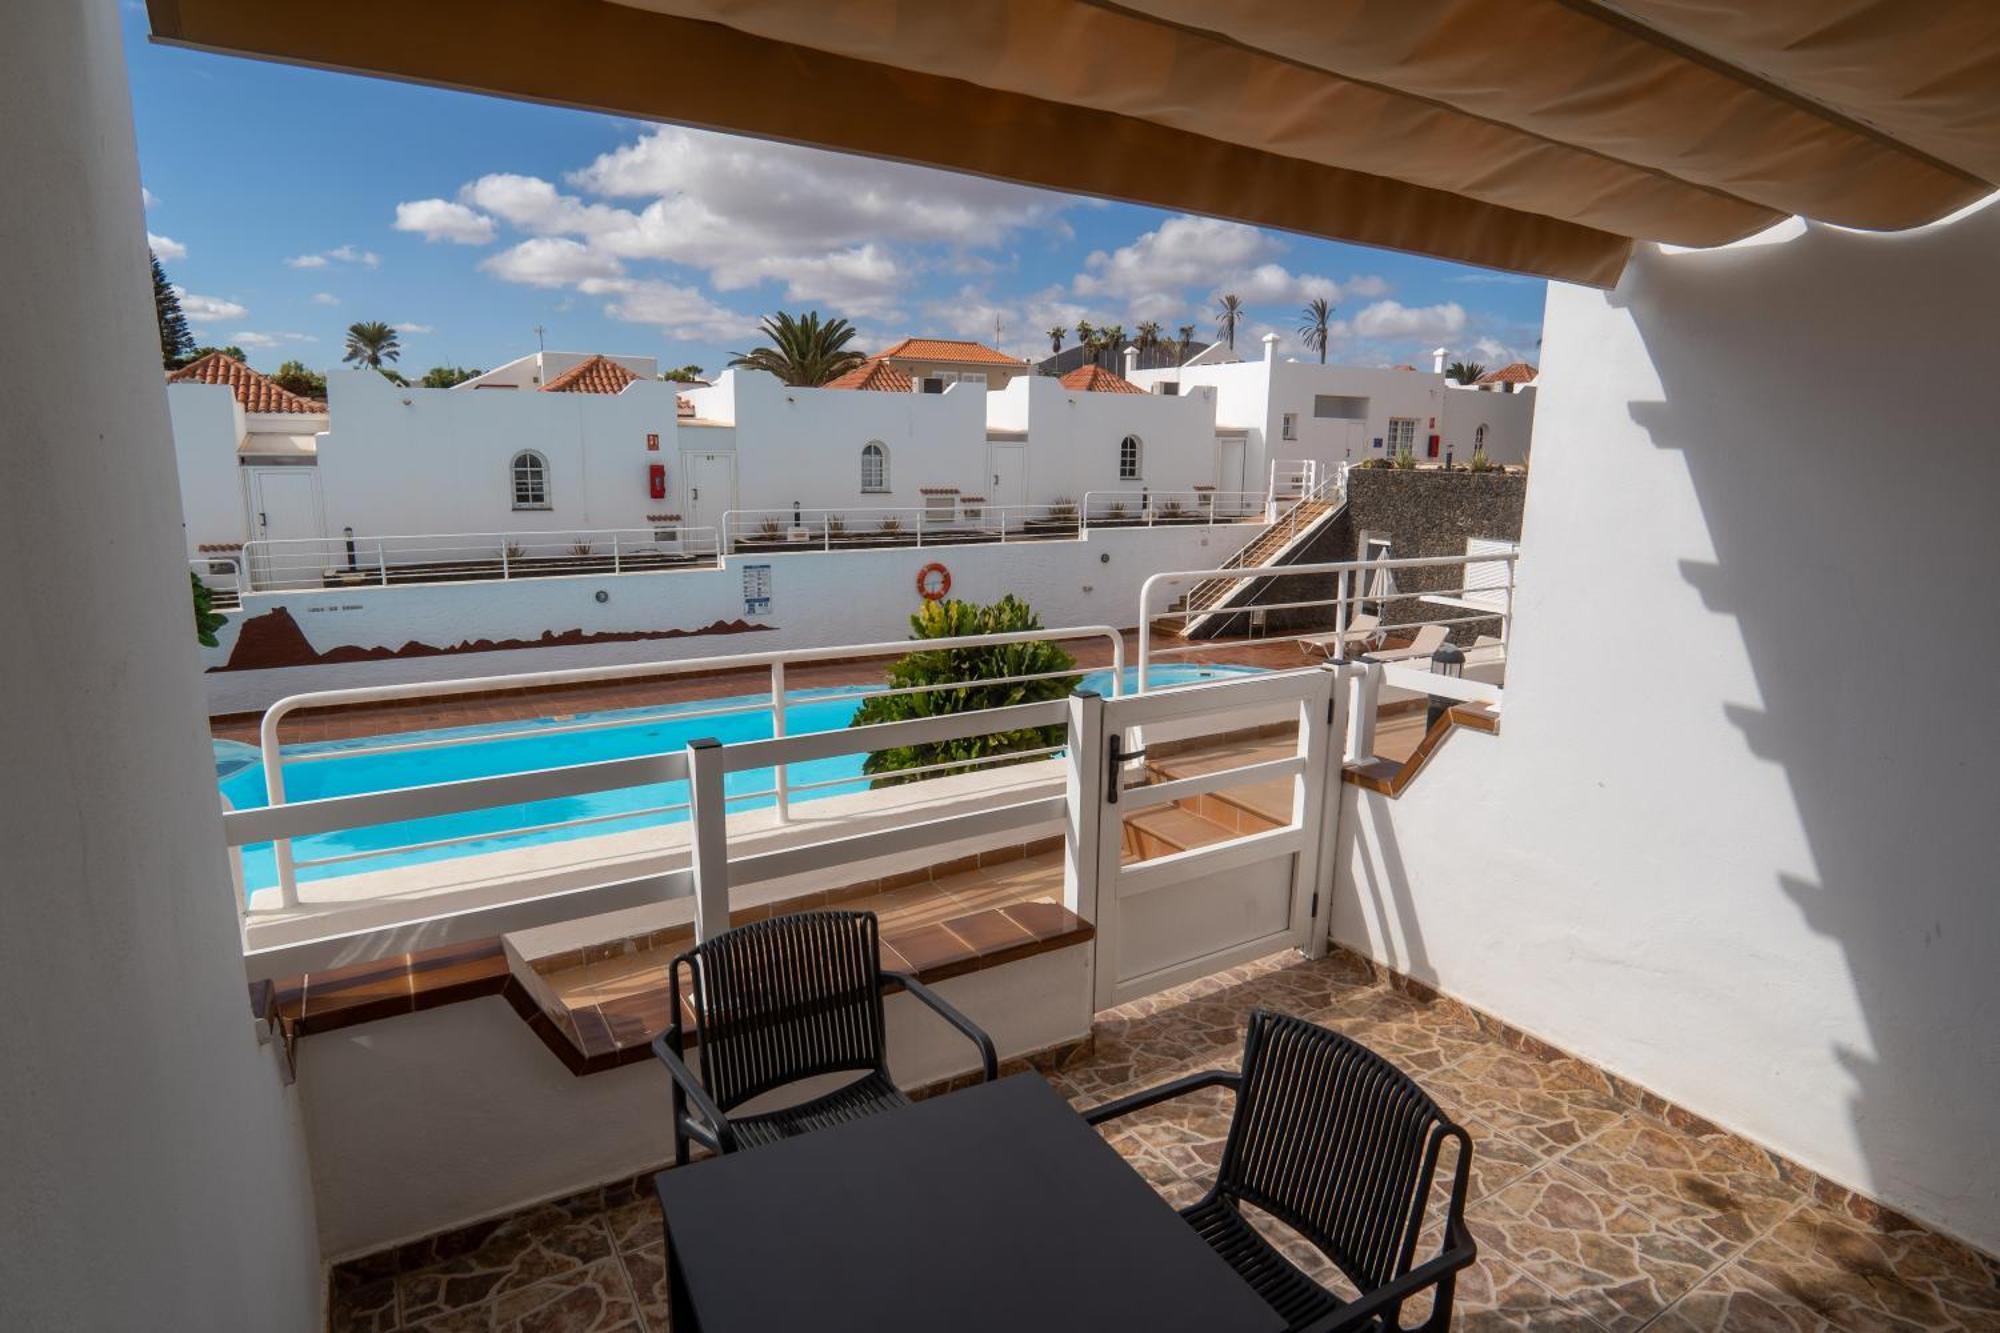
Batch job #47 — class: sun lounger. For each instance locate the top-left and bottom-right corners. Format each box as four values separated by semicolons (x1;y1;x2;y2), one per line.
1360;623;1449;663
1296;613;1381;657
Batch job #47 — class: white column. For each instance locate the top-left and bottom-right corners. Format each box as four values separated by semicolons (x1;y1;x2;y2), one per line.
0;6;320;1326
685;738;732;939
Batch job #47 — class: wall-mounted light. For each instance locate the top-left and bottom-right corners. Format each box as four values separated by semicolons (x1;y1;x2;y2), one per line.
594;589;610;604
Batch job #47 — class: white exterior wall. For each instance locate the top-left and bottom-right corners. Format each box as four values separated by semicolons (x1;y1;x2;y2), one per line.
201;521;1259;712
1140;358;1537;474
301;945;1091;1259
715;368;989;513
1332;206;2000;1254
986;375;1229;502
317;368;684;536
0;5;323;1327
168;381;248;553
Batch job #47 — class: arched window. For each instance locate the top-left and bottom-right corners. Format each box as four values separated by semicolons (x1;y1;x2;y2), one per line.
861;441;889;493
1118;434;1143;481
511;450;549;509
1474;423;1489;451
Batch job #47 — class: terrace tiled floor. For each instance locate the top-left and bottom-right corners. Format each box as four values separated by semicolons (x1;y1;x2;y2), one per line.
328;949;2000;1333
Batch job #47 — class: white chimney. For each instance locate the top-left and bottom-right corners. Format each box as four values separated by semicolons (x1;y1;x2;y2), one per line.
1262;332;1279;362
1122;344;1138;378
1431;346;1448;374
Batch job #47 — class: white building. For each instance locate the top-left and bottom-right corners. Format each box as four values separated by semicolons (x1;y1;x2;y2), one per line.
1128;333;1537;475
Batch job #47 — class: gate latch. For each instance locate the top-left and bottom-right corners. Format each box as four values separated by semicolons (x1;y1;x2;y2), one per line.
1106;734;1148;804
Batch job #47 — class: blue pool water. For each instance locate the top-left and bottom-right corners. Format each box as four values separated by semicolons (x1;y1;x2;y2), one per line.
221;663;1265;894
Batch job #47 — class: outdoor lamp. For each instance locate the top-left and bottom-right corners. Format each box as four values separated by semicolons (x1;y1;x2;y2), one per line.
1427;642;1466;728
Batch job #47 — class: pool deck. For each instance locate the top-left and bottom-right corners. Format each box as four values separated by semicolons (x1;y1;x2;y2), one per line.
208;631;1320;745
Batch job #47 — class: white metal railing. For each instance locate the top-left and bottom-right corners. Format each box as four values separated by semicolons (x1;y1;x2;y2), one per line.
1138;550;1519;692
190;553;244;608
239;526;722;593
1078;490;1267;525
234;625;1125;911
227;654;1399;986
1176;462;1350;620
719;491;1266;554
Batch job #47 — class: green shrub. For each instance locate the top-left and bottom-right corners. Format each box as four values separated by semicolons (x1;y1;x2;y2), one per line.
190;572;226;648
850;595;1079;786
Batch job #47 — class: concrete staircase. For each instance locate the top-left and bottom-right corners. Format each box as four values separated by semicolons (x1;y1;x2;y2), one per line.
1166;485;1346;639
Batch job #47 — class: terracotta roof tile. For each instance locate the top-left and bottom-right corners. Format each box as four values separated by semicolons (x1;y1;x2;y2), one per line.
165;352;326;414
1058;364;1145;394
825;359;913;392
873;337;1026;367
541;354;640;394
1476;361;1539;384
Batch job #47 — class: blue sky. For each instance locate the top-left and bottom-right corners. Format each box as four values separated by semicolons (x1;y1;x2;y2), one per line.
125;7;1545;378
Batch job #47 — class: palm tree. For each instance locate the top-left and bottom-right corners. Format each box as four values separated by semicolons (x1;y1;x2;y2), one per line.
1297;297;1336;364
1135;320;1162;356
1074;320;1096;363
729;310;866;386
1177;323;1197;362
342;321;401;369
1046;326;1067;356
1098;324;1126;369
1216;293;1244;350
1446;360;1487;385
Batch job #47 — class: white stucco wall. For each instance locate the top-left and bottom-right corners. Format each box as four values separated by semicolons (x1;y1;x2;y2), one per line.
984;375;1230;502
0;6;323;1327
1332;204;2000;1254
301;945;1092;1259
317;368;685;536
201;521;1260;713
169;381;249;553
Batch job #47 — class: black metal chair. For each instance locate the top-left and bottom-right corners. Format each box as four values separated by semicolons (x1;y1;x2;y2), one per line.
1086;1009;1476;1333
652;910;998;1164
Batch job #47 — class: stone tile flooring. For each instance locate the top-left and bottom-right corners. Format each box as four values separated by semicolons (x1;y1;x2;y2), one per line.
328;949;2000;1332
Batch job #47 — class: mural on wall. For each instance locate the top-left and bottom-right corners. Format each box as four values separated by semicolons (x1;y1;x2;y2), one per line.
212;607;775;672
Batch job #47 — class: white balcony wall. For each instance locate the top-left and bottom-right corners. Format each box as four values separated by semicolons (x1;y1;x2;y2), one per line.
316;369;686;536
0;5;322;1328
1333;203;2000;1254
200;520;1258;713
301;946;1092;1259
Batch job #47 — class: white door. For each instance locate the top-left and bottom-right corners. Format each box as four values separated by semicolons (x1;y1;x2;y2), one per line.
1216;437;1246;509
1070;669;1335;1010
681;452;735;536
987;444;1026;508
245;467;326;589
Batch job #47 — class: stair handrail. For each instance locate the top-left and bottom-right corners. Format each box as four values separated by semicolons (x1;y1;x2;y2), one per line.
1180;462;1348;622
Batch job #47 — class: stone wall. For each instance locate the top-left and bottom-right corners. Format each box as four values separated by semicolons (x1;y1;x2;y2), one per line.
1197;467;1528;641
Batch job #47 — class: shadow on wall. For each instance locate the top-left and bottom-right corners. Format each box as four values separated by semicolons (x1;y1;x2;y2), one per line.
1614;202;2000;1246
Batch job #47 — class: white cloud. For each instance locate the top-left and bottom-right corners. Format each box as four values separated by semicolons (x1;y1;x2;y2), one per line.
1343;274;1392;299
286;245;380;270
1225;263;1342;307
174;287;248;323
417;126;1072;324
480;237;624;288
394;322;435;335
310;292;341;306
578;277;761;342
393;198;497;245
147;232;187;261
232;330;316;349
141;186;158;210
1345;300;1467;341
1075;216;1277;302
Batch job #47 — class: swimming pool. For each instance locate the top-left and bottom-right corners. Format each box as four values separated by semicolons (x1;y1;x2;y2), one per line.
221;663;1265;894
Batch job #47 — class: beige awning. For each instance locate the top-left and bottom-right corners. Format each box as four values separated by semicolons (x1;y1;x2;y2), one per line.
149;0;2000;287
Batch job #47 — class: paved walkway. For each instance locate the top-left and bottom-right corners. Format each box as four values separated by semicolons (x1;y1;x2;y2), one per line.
326;949;1999;1332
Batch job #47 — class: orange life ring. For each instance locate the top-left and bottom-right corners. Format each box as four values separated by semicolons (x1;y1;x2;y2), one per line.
915;562;952;602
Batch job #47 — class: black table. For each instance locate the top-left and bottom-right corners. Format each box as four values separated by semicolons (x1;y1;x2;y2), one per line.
652;1073;1285;1333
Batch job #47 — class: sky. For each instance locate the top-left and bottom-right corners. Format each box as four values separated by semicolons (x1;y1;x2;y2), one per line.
124;6;1545;379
